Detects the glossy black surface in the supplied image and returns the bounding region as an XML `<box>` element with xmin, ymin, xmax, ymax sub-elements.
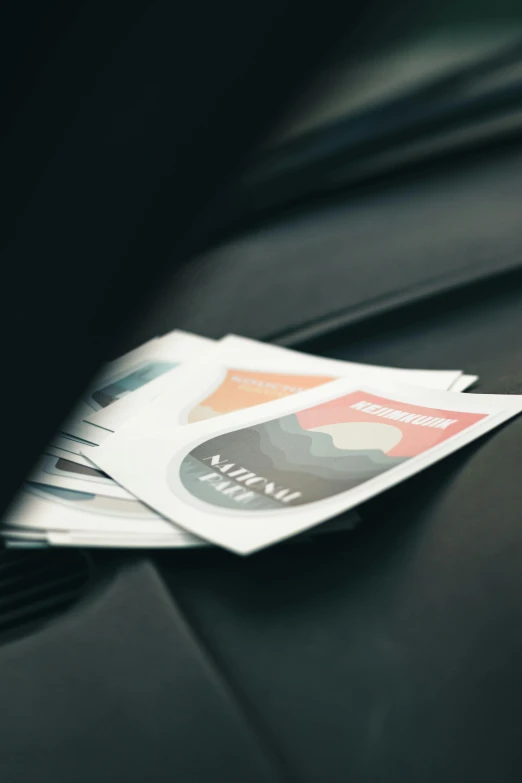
<box><xmin>155</xmin><ymin>277</ymin><xmax>522</xmax><ymax>783</ymax></box>
<box><xmin>2</xmin><ymin>270</ymin><xmax>522</xmax><ymax>783</ymax></box>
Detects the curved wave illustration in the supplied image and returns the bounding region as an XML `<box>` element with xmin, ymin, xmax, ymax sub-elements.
<box><xmin>179</xmin><ymin>412</ymin><xmax>406</xmax><ymax>510</ymax></box>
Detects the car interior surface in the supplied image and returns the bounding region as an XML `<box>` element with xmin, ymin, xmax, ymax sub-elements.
<box><xmin>3</xmin><ymin>1</ymin><xmax>522</xmax><ymax>782</ymax></box>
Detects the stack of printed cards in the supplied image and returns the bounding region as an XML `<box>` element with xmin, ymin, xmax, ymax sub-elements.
<box><xmin>3</xmin><ymin>330</ymin><xmax>520</xmax><ymax>554</ymax></box>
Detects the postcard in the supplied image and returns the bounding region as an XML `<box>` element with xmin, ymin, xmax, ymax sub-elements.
<box><xmin>90</xmin><ymin>373</ymin><xmax>522</xmax><ymax>554</ymax></box>
<box><xmin>62</xmin><ymin>330</ymin><xmax>214</xmax><ymax>442</ymax></box>
<box><xmin>4</xmin><ymin>483</ymin><xmax>202</xmax><ymax>543</ymax></box>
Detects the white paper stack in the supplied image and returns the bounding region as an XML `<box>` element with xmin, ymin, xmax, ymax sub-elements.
<box><xmin>4</xmin><ymin>329</ymin><xmax>511</xmax><ymax>556</ymax></box>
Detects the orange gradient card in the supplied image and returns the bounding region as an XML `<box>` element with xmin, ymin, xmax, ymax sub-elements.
<box><xmin>187</xmin><ymin>368</ymin><xmax>335</xmax><ymax>422</ymax></box>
